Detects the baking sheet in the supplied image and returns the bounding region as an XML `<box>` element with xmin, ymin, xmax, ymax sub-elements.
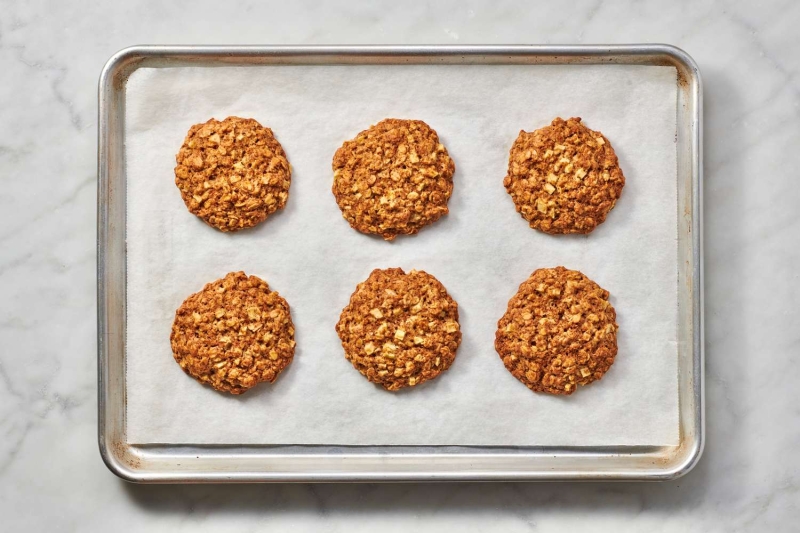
<box><xmin>125</xmin><ymin>64</ymin><xmax>679</xmax><ymax>446</ymax></box>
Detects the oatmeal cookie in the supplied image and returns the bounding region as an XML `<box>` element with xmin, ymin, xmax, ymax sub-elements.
<box><xmin>336</xmin><ymin>268</ymin><xmax>461</xmax><ymax>390</ymax></box>
<box><xmin>504</xmin><ymin>117</ymin><xmax>625</xmax><ymax>234</ymax></box>
<box><xmin>495</xmin><ymin>267</ymin><xmax>618</xmax><ymax>395</ymax></box>
<box><xmin>170</xmin><ymin>271</ymin><xmax>296</xmax><ymax>394</ymax></box>
<box><xmin>332</xmin><ymin>119</ymin><xmax>455</xmax><ymax>240</ymax></box>
<box><xmin>174</xmin><ymin>116</ymin><xmax>291</xmax><ymax>231</ymax></box>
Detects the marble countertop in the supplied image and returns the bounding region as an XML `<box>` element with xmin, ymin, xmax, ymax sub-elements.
<box><xmin>1</xmin><ymin>1</ymin><xmax>798</xmax><ymax>531</ymax></box>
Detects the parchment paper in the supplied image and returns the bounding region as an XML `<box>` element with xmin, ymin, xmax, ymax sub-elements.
<box><xmin>125</xmin><ymin>64</ymin><xmax>679</xmax><ymax>446</ymax></box>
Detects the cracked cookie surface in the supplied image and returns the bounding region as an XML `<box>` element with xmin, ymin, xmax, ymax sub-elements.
<box><xmin>171</xmin><ymin>271</ymin><xmax>296</xmax><ymax>394</ymax></box>
<box><xmin>175</xmin><ymin>116</ymin><xmax>291</xmax><ymax>232</ymax></box>
<box><xmin>332</xmin><ymin>119</ymin><xmax>455</xmax><ymax>240</ymax></box>
<box><xmin>336</xmin><ymin>268</ymin><xmax>461</xmax><ymax>391</ymax></box>
<box><xmin>495</xmin><ymin>267</ymin><xmax>618</xmax><ymax>395</ymax></box>
<box><xmin>504</xmin><ymin>117</ymin><xmax>625</xmax><ymax>234</ymax></box>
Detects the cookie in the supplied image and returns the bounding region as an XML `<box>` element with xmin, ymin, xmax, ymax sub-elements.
<box><xmin>495</xmin><ymin>267</ymin><xmax>618</xmax><ymax>395</ymax></box>
<box><xmin>336</xmin><ymin>268</ymin><xmax>461</xmax><ymax>391</ymax></box>
<box><xmin>504</xmin><ymin>117</ymin><xmax>625</xmax><ymax>234</ymax></box>
<box><xmin>174</xmin><ymin>116</ymin><xmax>291</xmax><ymax>232</ymax></box>
<box><xmin>170</xmin><ymin>271</ymin><xmax>295</xmax><ymax>394</ymax></box>
<box><xmin>332</xmin><ymin>119</ymin><xmax>455</xmax><ymax>240</ymax></box>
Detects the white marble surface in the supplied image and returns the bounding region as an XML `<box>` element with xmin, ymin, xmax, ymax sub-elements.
<box><xmin>1</xmin><ymin>0</ymin><xmax>798</xmax><ymax>530</ymax></box>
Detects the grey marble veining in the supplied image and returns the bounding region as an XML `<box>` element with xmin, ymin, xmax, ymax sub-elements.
<box><xmin>1</xmin><ymin>0</ymin><xmax>798</xmax><ymax>531</ymax></box>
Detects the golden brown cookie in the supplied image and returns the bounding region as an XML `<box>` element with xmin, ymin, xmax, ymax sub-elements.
<box><xmin>336</xmin><ymin>268</ymin><xmax>461</xmax><ymax>391</ymax></box>
<box><xmin>174</xmin><ymin>117</ymin><xmax>291</xmax><ymax>232</ymax></box>
<box><xmin>170</xmin><ymin>271</ymin><xmax>296</xmax><ymax>394</ymax></box>
<box><xmin>332</xmin><ymin>119</ymin><xmax>455</xmax><ymax>240</ymax></box>
<box><xmin>504</xmin><ymin>117</ymin><xmax>625</xmax><ymax>234</ymax></box>
<box><xmin>495</xmin><ymin>267</ymin><xmax>618</xmax><ymax>395</ymax></box>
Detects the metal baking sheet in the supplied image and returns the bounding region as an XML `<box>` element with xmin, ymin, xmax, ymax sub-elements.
<box><xmin>98</xmin><ymin>45</ymin><xmax>703</xmax><ymax>482</ymax></box>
